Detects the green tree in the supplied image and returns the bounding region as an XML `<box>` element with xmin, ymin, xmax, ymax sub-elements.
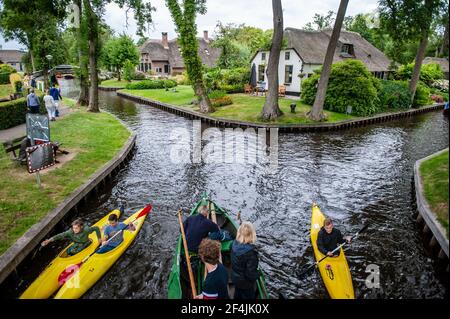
<box><xmin>304</xmin><ymin>11</ymin><xmax>335</xmax><ymax>30</ymax></box>
<box><xmin>308</xmin><ymin>0</ymin><xmax>349</xmax><ymax>121</ymax></box>
<box><xmin>379</xmin><ymin>0</ymin><xmax>447</xmax><ymax>104</ymax></box>
<box><xmin>260</xmin><ymin>0</ymin><xmax>284</xmax><ymax>120</ymax></box>
<box><xmin>101</xmin><ymin>35</ymin><xmax>139</xmax><ymax>81</ymax></box>
<box><xmin>166</xmin><ymin>0</ymin><xmax>213</xmax><ymax>113</ymax></box>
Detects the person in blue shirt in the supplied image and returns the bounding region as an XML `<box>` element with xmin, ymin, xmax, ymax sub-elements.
<box><xmin>26</xmin><ymin>89</ymin><xmax>40</xmax><ymax>113</ymax></box>
<box><xmin>195</xmin><ymin>238</ymin><xmax>229</xmax><ymax>299</ymax></box>
<box><xmin>183</xmin><ymin>205</ymin><xmax>220</xmax><ymax>253</ymax></box>
<box><xmin>49</xmin><ymin>84</ymin><xmax>62</xmax><ymax>115</ymax></box>
<box><xmin>97</xmin><ymin>213</ymin><xmax>136</xmax><ymax>254</ymax></box>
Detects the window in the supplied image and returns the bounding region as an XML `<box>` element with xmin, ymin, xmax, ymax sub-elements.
<box><xmin>261</xmin><ymin>52</ymin><xmax>266</xmax><ymax>61</ymax></box>
<box><xmin>284</xmin><ymin>65</ymin><xmax>293</xmax><ymax>84</ymax></box>
<box><xmin>285</xmin><ymin>51</ymin><xmax>290</xmax><ymax>60</ymax></box>
<box><xmin>340</xmin><ymin>43</ymin><xmax>354</xmax><ymax>57</ymax></box>
<box><xmin>258</xmin><ymin>65</ymin><xmax>265</xmax><ymax>82</ymax></box>
<box><xmin>156</xmin><ymin>67</ymin><xmax>162</xmax><ymax>73</ymax></box>
<box><xmin>164</xmin><ymin>64</ymin><xmax>170</xmax><ymax>74</ymax></box>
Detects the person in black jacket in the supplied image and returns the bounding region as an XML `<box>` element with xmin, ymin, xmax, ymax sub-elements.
<box><xmin>317</xmin><ymin>218</ymin><xmax>352</xmax><ymax>257</ymax></box>
<box><xmin>231</xmin><ymin>222</ymin><xmax>259</xmax><ymax>299</ymax></box>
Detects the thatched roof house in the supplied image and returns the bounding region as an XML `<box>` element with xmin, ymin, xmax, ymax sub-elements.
<box><xmin>0</xmin><ymin>50</ymin><xmax>26</xmax><ymax>72</ymax></box>
<box><xmin>139</xmin><ymin>31</ymin><xmax>221</xmax><ymax>76</ymax></box>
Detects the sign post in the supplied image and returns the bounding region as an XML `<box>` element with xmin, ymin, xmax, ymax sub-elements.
<box><xmin>26</xmin><ymin>143</ymin><xmax>56</xmax><ymax>189</ymax></box>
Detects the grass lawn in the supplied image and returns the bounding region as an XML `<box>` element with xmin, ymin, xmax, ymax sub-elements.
<box><xmin>0</xmin><ymin>84</ymin><xmax>13</xmax><ymax>98</ymax></box>
<box><xmin>420</xmin><ymin>150</ymin><xmax>449</xmax><ymax>237</ymax></box>
<box><xmin>0</xmin><ymin>106</ymin><xmax>131</xmax><ymax>254</ymax></box>
<box><xmin>120</xmin><ymin>85</ymin><xmax>357</xmax><ymax>124</ymax></box>
<box><xmin>99</xmin><ymin>78</ymin><xmax>138</xmax><ymax>88</ymax></box>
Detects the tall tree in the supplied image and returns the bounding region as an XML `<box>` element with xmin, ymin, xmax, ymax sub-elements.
<box><xmin>308</xmin><ymin>0</ymin><xmax>349</xmax><ymax>121</ymax></box>
<box><xmin>304</xmin><ymin>11</ymin><xmax>336</xmax><ymax>30</ymax></box>
<box><xmin>260</xmin><ymin>0</ymin><xmax>284</xmax><ymax>120</ymax></box>
<box><xmin>80</xmin><ymin>0</ymin><xmax>154</xmax><ymax>112</ymax></box>
<box><xmin>101</xmin><ymin>35</ymin><xmax>140</xmax><ymax>81</ymax></box>
<box><xmin>166</xmin><ymin>0</ymin><xmax>213</xmax><ymax>113</ymax></box>
<box><xmin>379</xmin><ymin>0</ymin><xmax>446</xmax><ymax>104</ymax></box>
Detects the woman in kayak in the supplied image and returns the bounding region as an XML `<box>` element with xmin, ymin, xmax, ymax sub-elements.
<box><xmin>317</xmin><ymin>218</ymin><xmax>352</xmax><ymax>257</ymax></box>
<box><xmin>41</xmin><ymin>219</ymin><xmax>102</xmax><ymax>256</ymax></box>
<box><xmin>231</xmin><ymin>222</ymin><xmax>259</xmax><ymax>299</ymax></box>
<box><xmin>97</xmin><ymin>213</ymin><xmax>136</xmax><ymax>254</ymax></box>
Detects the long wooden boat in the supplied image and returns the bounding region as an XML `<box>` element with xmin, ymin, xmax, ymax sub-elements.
<box><xmin>167</xmin><ymin>193</ymin><xmax>269</xmax><ymax>299</ymax></box>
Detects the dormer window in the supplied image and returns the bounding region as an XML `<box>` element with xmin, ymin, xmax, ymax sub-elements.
<box><xmin>340</xmin><ymin>43</ymin><xmax>354</xmax><ymax>57</ymax></box>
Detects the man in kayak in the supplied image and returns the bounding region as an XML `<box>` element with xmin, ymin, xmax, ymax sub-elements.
<box><xmin>317</xmin><ymin>218</ymin><xmax>352</xmax><ymax>257</ymax></box>
<box><xmin>97</xmin><ymin>213</ymin><xmax>136</xmax><ymax>254</ymax></box>
<box><xmin>184</xmin><ymin>205</ymin><xmax>220</xmax><ymax>253</ymax></box>
<box><xmin>195</xmin><ymin>238</ymin><xmax>229</xmax><ymax>299</ymax></box>
<box><xmin>41</xmin><ymin>219</ymin><xmax>102</xmax><ymax>256</ymax></box>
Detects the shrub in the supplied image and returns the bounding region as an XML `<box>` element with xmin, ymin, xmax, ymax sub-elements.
<box><xmin>378</xmin><ymin>80</ymin><xmax>412</xmax><ymax>110</ymax></box>
<box><xmin>395</xmin><ymin>62</ymin><xmax>444</xmax><ymax>86</ymax></box>
<box><xmin>125</xmin><ymin>79</ymin><xmax>177</xmax><ymax>90</ymax></box>
<box><xmin>413</xmin><ymin>83</ymin><xmax>431</xmax><ymax>107</ymax></box>
<box><xmin>133</xmin><ymin>71</ymin><xmax>146</xmax><ymax>80</ymax></box>
<box><xmin>0</xmin><ymin>64</ymin><xmax>16</xmax><ymax>74</ymax></box>
<box><xmin>170</xmin><ymin>73</ymin><xmax>190</xmax><ymax>85</ymax></box>
<box><xmin>431</xmin><ymin>94</ymin><xmax>444</xmax><ymax>103</ymax></box>
<box><xmin>430</xmin><ymin>79</ymin><xmax>449</xmax><ymax>93</ymax></box>
<box><xmin>301</xmin><ymin>60</ymin><xmax>381</xmax><ymax>116</ymax></box>
<box><xmin>211</xmin><ymin>96</ymin><xmax>233</xmax><ymax>107</ymax></box>
<box><xmin>204</xmin><ymin>67</ymin><xmax>249</xmax><ymax>93</ymax></box>
<box><xmin>10</xmin><ymin>73</ymin><xmax>22</xmax><ymax>91</ymax></box>
<box><xmin>0</xmin><ymin>73</ymin><xmax>10</xmax><ymax>84</ymax></box>
<box><xmin>123</xmin><ymin>60</ymin><xmax>136</xmax><ymax>82</ymax></box>
<box><xmin>0</xmin><ymin>95</ymin><xmax>45</xmax><ymax>130</ymax></box>
<box><xmin>208</xmin><ymin>90</ymin><xmax>227</xmax><ymax>99</ymax></box>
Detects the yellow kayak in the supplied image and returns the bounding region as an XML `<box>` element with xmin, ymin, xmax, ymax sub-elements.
<box><xmin>54</xmin><ymin>207</ymin><xmax>148</xmax><ymax>299</ymax></box>
<box><xmin>310</xmin><ymin>204</ymin><xmax>354</xmax><ymax>299</ymax></box>
<box><xmin>20</xmin><ymin>210</ymin><xmax>121</xmax><ymax>299</ymax></box>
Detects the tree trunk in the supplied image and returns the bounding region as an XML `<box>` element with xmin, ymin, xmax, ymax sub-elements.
<box><xmin>76</xmin><ymin>0</ymin><xmax>89</xmax><ymax>106</ymax></box>
<box><xmin>440</xmin><ymin>18</ymin><xmax>449</xmax><ymax>56</ymax></box>
<box><xmin>308</xmin><ymin>0</ymin><xmax>349</xmax><ymax>121</ymax></box>
<box><xmin>84</xmin><ymin>0</ymin><xmax>99</xmax><ymax>112</ymax></box>
<box><xmin>261</xmin><ymin>0</ymin><xmax>283</xmax><ymax>121</ymax></box>
<box><xmin>409</xmin><ymin>30</ymin><xmax>429</xmax><ymax>105</ymax></box>
<box><xmin>29</xmin><ymin>49</ymin><xmax>36</xmax><ymax>73</ymax></box>
<box><xmin>194</xmin><ymin>82</ymin><xmax>212</xmax><ymax>113</ymax></box>
<box><xmin>117</xmin><ymin>67</ymin><xmax>121</xmax><ymax>81</ymax></box>
<box><xmin>43</xmin><ymin>65</ymin><xmax>49</xmax><ymax>90</ymax></box>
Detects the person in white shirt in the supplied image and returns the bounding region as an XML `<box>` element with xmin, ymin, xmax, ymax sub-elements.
<box><xmin>43</xmin><ymin>89</ymin><xmax>56</xmax><ymax>121</ymax></box>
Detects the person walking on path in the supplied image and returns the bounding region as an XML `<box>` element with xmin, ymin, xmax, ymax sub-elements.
<box><xmin>26</xmin><ymin>89</ymin><xmax>40</xmax><ymax>114</ymax></box>
<box><xmin>43</xmin><ymin>89</ymin><xmax>56</xmax><ymax>121</ymax></box>
<box><xmin>49</xmin><ymin>84</ymin><xmax>62</xmax><ymax>116</ymax></box>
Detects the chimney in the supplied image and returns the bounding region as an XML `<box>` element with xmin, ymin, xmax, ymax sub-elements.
<box><xmin>162</xmin><ymin>32</ymin><xmax>169</xmax><ymax>49</ymax></box>
<box><xmin>203</xmin><ymin>30</ymin><xmax>209</xmax><ymax>43</ymax></box>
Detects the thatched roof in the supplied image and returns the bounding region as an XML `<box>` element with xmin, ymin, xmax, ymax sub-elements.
<box><xmin>284</xmin><ymin>28</ymin><xmax>391</xmax><ymax>72</ymax></box>
<box><xmin>140</xmin><ymin>38</ymin><xmax>220</xmax><ymax>68</ymax></box>
<box><xmin>423</xmin><ymin>57</ymin><xmax>449</xmax><ymax>73</ymax></box>
<box><xmin>0</xmin><ymin>50</ymin><xmax>26</xmax><ymax>63</ymax></box>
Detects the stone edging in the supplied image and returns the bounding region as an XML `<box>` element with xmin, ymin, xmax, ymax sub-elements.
<box><xmin>117</xmin><ymin>91</ymin><xmax>445</xmax><ymax>132</ymax></box>
<box><xmin>0</xmin><ymin>129</ymin><xmax>137</xmax><ymax>285</ymax></box>
<box><xmin>414</xmin><ymin>148</ymin><xmax>449</xmax><ymax>257</ymax></box>
<box><xmin>99</xmin><ymin>86</ymin><xmax>123</xmax><ymax>92</ymax></box>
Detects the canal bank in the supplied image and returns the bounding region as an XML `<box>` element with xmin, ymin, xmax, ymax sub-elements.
<box><xmin>0</xmin><ymin>106</ymin><xmax>136</xmax><ymax>285</ymax></box>
<box><xmin>117</xmin><ymin>90</ymin><xmax>445</xmax><ymax>132</ymax></box>
<box><xmin>1</xmin><ymin>89</ymin><xmax>448</xmax><ymax>299</ymax></box>
<box><xmin>414</xmin><ymin>148</ymin><xmax>449</xmax><ymax>261</ymax></box>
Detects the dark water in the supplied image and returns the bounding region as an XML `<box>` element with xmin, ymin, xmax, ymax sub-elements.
<box><xmin>2</xmin><ymin>82</ymin><xmax>449</xmax><ymax>299</ymax></box>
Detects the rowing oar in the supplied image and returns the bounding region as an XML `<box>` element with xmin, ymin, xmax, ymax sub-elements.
<box><xmin>177</xmin><ymin>210</ymin><xmax>197</xmax><ymax>298</ymax></box>
<box><xmin>57</xmin><ymin>204</ymin><xmax>152</xmax><ymax>286</ymax></box>
<box><xmin>297</xmin><ymin>224</ymin><xmax>369</xmax><ymax>280</ymax></box>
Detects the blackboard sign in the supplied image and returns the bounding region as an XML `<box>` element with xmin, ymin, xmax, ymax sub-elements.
<box><xmin>26</xmin><ymin>143</ymin><xmax>55</xmax><ymax>173</ymax></box>
<box><xmin>26</xmin><ymin>114</ymin><xmax>50</xmax><ymax>144</ymax></box>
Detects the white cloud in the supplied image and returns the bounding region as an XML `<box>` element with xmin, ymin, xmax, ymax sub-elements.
<box><xmin>1</xmin><ymin>0</ymin><xmax>379</xmax><ymax>49</ymax></box>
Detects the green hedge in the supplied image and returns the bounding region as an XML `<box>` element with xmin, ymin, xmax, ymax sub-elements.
<box><xmin>378</xmin><ymin>80</ymin><xmax>412</xmax><ymax>110</ymax></box>
<box><xmin>204</xmin><ymin>67</ymin><xmax>249</xmax><ymax>93</ymax></box>
<box><xmin>395</xmin><ymin>62</ymin><xmax>444</xmax><ymax>86</ymax></box>
<box><xmin>0</xmin><ymin>73</ymin><xmax>10</xmax><ymax>85</ymax></box>
<box><xmin>301</xmin><ymin>60</ymin><xmax>381</xmax><ymax>116</ymax></box>
<box><xmin>0</xmin><ymin>95</ymin><xmax>45</xmax><ymax>130</ymax></box>
<box><xmin>125</xmin><ymin>79</ymin><xmax>177</xmax><ymax>90</ymax></box>
<box><xmin>413</xmin><ymin>82</ymin><xmax>432</xmax><ymax>107</ymax></box>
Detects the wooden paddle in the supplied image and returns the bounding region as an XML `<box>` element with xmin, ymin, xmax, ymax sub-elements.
<box><xmin>297</xmin><ymin>224</ymin><xmax>369</xmax><ymax>280</ymax></box>
<box><xmin>57</xmin><ymin>205</ymin><xmax>152</xmax><ymax>286</ymax></box>
<box><xmin>178</xmin><ymin>210</ymin><xmax>197</xmax><ymax>298</ymax></box>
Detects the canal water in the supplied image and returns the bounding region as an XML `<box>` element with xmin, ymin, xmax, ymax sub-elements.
<box><xmin>2</xmin><ymin>83</ymin><xmax>448</xmax><ymax>299</ymax></box>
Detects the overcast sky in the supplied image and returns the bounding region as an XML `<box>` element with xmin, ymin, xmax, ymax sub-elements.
<box><xmin>0</xmin><ymin>0</ymin><xmax>379</xmax><ymax>50</ymax></box>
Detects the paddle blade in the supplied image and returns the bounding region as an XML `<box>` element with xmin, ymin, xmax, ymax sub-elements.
<box><xmin>137</xmin><ymin>204</ymin><xmax>152</xmax><ymax>219</ymax></box>
<box><xmin>58</xmin><ymin>263</ymin><xmax>82</xmax><ymax>286</ymax></box>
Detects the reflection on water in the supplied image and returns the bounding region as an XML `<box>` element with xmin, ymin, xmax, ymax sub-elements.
<box><xmin>2</xmin><ymin>80</ymin><xmax>448</xmax><ymax>299</ymax></box>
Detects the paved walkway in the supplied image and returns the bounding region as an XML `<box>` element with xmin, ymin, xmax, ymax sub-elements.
<box><xmin>0</xmin><ymin>104</ymin><xmax>72</xmax><ymax>143</ymax></box>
